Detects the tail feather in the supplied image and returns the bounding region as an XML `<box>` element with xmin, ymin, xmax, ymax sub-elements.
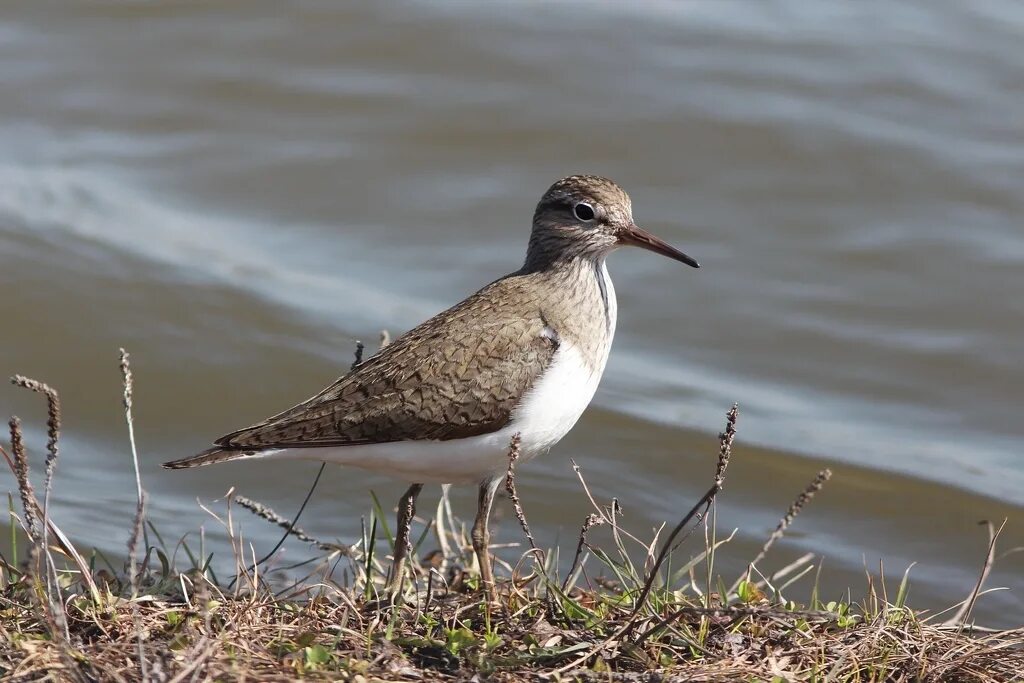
<box><xmin>162</xmin><ymin>447</ymin><xmax>254</xmax><ymax>470</ymax></box>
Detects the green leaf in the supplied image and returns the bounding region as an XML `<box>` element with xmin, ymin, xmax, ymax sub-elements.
<box><xmin>895</xmin><ymin>563</ymin><xmax>915</xmax><ymax>609</ymax></box>
<box><xmin>444</xmin><ymin>627</ymin><xmax>476</xmax><ymax>655</ymax></box>
<box><xmin>155</xmin><ymin>548</ymin><xmax>170</xmax><ymax>579</ymax></box>
<box><xmin>304</xmin><ymin>644</ymin><xmax>332</xmax><ymax>668</ymax></box>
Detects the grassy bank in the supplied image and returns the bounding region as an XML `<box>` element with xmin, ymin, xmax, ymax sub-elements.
<box><xmin>2</xmin><ymin>352</ymin><xmax>1022</xmax><ymax>682</ymax></box>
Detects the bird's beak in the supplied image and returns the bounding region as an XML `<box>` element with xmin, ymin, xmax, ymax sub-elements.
<box><xmin>617</xmin><ymin>223</ymin><xmax>700</xmax><ymax>268</ymax></box>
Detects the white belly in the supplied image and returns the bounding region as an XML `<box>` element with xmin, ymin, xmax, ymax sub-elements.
<box><xmin>250</xmin><ymin>340</ymin><xmax>610</xmax><ymax>485</ymax></box>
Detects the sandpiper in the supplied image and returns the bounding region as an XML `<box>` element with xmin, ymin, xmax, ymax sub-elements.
<box><xmin>163</xmin><ymin>174</ymin><xmax>699</xmax><ymax>600</ymax></box>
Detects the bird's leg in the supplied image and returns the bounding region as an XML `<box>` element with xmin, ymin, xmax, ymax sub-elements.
<box><xmin>471</xmin><ymin>477</ymin><xmax>501</xmax><ymax>603</ymax></box>
<box><xmin>387</xmin><ymin>483</ymin><xmax>423</xmax><ymax>597</ymax></box>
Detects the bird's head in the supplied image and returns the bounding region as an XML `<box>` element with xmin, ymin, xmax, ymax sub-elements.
<box><xmin>526</xmin><ymin>174</ymin><xmax>699</xmax><ymax>269</ymax></box>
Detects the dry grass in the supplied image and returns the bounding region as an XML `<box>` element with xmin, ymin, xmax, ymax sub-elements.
<box><xmin>2</xmin><ymin>354</ymin><xmax>1022</xmax><ymax>682</ymax></box>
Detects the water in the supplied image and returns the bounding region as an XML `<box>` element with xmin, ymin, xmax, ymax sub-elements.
<box><xmin>2</xmin><ymin>1</ymin><xmax>1022</xmax><ymax>625</ymax></box>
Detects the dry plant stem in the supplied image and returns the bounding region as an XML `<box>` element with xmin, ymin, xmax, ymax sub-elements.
<box><xmin>715</xmin><ymin>403</ymin><xmax>738</xmax><ymax>488</ymax></box>
<box><xmin>119</xmin><ymin>349</ymin><xmax>147</xmax><ymax>679</ymax></box>
<box><xmin>729</xmin><ymin>468</ymin><xmax>832</xmax><ymax>595</ymax></box>
<box><xmin>118</xmin><ymin>351</ymin><xmax>144</xmax><ymax>506</ymax></box>
<box><xmin>387</xmin><ymin>482</ymin><xmax>423</xmax><ymax>597</ymax></box>
<box><xmin>661</xmin><ymin>402</ymin><xmax>738</xmax><ymax>562</ymax></box>
<box><xmin>9</xmin><ymin>417</ymin><xmax>39</xmax><ymax>558</ymax></box>
<box><xmin>945</xmin><ymin>518</ymin><xmax>1006</xmax><ymax>630</ymax></box>
<box><xmin>231</xmin><ymin>338</ymin><xmax>378</xmax><ymax>584</ymax></box>
<box><xmin>119</xmin><ymin>352</ymin><xmax>146</xmax><ymax>588</ymax></box>
<box><xmin>758</xmin><ymin>468</ymin><xmax>831</xmax><ymax>562</ymax></box>
<box><xmin>631</xmin><ymin>487</ymin><xmax>719</xmax><ymax>613</ymax></box>
<box><xmin>128</xmin><ymin>491</ymin><xmax>147</xmax><ymax>681</ymax></box>
<box><xmin>631</xmin><ymin>404</ymin><xmax>737</xmax><ymax>622</ymax></box>
<box><xmin>551</xmin><ymin>406</ymin><xmax>740</xmax><ymax>677</ymax></box>
<box><xmin>504</xmin><ymin>433</ymin><xmax>539</xmax><ymax>555</ymax></box>
<box><xmin>233</xmin><ymin>495</ymin><xmax>340</xmax><ymax>551</ymax></box>
<box><xmin>571</xmin><ymin>459</ymin><xmax>649</xmax><ymax>550</ymax></box>
<box><xmin>0</xmin><ymin>443</ymin><xmax>101</xmax><ymax>603</ymax></box>
<box><xmin>753</xmin><ymin>551</ymin><xmax>815</xmax><ymax>590</ymax></box>
<box><xmin>552</xmin><ymin>492</ymin><xmax>717</xmax><ymax>677</ymax></box>
<box><xmin>8</xmin><ymin>417</ymin><xmax>70</xmax><ymax>644</ymax></box>
<box><xmin>243</xmin><ymin>463</ymin><xmax>327</xmax><ymax>579</ymax></box>
<box><xmin>562</xmin><ymin>513</ymin><xmax>604</xmax><ymax>591</ymax></box>
<box><xmin>10</xmin><ymin>376</ymin><xmax>60</xmax><ymax>564</ymax></box>
<box><xmin>10</xmin><ymin>376</ymin><xmax>74</xmax><ymax>644</ymax></box>
<box><xmin>8</xmin><ymin>376</ymin><xmax>64</xmax><ymax>606</ymax></box>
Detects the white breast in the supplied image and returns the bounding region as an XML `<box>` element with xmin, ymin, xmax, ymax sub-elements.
<box><xmin>509</xmin><ymin>259</ymin><xmax>616</xmax><ymax>459</ymax></box>
<box><xmin>508</xmin><ymin>340</ymin><xmax>606</xmax><ymax>458</ymax></box>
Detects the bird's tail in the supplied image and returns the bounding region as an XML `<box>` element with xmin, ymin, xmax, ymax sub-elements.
<box><xmin>162</xmin><ymin>447</ymin><xmax>254</xmax><ymax>470</ymax></box>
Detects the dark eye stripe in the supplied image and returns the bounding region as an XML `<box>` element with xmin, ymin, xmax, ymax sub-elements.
<box><xmin>573</xmin><ymin>202</ymin><xmax>596</xmax><ymax>221</ymax></box>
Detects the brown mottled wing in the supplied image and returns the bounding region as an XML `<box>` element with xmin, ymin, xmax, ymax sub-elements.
<box><xmin>214</xmin><ymin>280</ymin><xmax>557</xmax><ymax>449</ymax></box>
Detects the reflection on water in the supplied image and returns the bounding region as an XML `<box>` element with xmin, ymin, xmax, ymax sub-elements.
<box><xmin>1</xmin><ymin>1</ymin><xmax>1022</xmax><ymax>625</ymax></box>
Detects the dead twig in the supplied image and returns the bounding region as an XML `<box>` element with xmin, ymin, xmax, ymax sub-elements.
<box><xmin>10</xmin><ymin>376</ymin><xmax>61</xmax><ymax>559</ymax></box>
<box><xmin>504</xmin><ymin>433</ymin><xmax>540</xmax><ymax>557</ymax></box>
<box><xmin>9</xmin><ymin>417</ymin><xmax>40</xmax><ymax>561</ymax></box>
<box><xmin>119</xmin><ymin>351</ymin><xmax>147</xmax><ymax>594</ymax></box>
<box><xmin>551</xmin><ymin>405</ymin><xmax>739</xmax><ymax>676</ymax></box>
<box><xmin>232</xmin><ymin>335</ymin><xmax>381</xmax><ymax>582</ymax></box>
<box><xmin>944</xmin><ymin>518</ymin><xmax>1006</xmax><ymax>631</ymax></box>
<box><xmin>0</xmin><ymin>441</ymin><xmax>100</xmax><ymax>602</ymax></box>
<box><xmin>10</xmin><ymin>376</ymin><xmax>72</xmax><ymax>645</ymax></box>
<box><xmin>234</xmin><ymin>495</ymin><xmax>345</xmax><ymax>553</ymax></box>
<box><xmin>630</xmin><ymin>403</ymin><xmax>738</xmax><ymax>623</ymax></box>
<box><xmin>7</xmin><ymin>415</ymin><xmax>72</xmax><ymax>649</ymax></box>
<box><xmin>118</xmin><ymin>349</ymin><xmax>149</xmax><ymax>683</ymax></box>
<box><xmin>729</xmin><ymin>468</ymin><xmax>831</xmax><ymax>596</ymax></box>
<box><xmin>562</xmin><ymin>513</ymin><xmax>604</xmax><ymax>591</ymax></box>
<box><xmin>714</xmin><ymin>403</ymin><xmax>737</xmax><ymax>488</ymax></box>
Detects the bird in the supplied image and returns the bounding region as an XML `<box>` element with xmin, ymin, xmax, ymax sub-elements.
<box><xmin>163</xmin><ymin>174</ymin><xmax>699</xmax><ymax>601</ymax></box>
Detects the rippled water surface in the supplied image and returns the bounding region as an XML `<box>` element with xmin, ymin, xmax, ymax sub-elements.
<box><xmin>2</xmin><ymin>1</ymin><xmax>1022</xmax><ymax>625</ymax></box>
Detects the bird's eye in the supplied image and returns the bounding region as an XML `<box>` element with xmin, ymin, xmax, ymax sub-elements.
<box><xmin>573</xmin><ymin>202</ymin><xmax>596</xmax><ymax>222</ymax></box>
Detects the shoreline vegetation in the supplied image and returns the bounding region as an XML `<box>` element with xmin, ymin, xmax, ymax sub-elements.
<box><xmin>2</xmin><ymin>348</ymin><xmax>1022</xmax><ymax>682</ymax></box>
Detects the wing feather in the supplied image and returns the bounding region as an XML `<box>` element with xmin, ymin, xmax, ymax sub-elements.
<box><xmin>213</xmin><ymin>278</ymin><xmax>557</xmax><ymax>449</ymax></box>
